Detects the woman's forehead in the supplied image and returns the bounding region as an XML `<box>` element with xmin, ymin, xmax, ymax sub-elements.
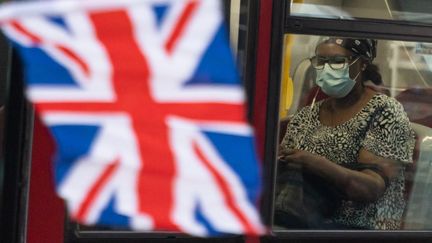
<box><xmin>315</xmin><ymin>43</ymin><xmax>353</xmax><ymax>56</ymax></box>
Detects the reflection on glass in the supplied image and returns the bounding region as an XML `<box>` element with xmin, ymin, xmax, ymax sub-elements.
<box><xmin>290</xmin><ymin>0</ymin><xmax>432</xmax><ymax>24</ymax></box>
<box><xmin>274</xmin><ymin>34</ymin><xmax>432</xmax><ymax>230</ymax></box>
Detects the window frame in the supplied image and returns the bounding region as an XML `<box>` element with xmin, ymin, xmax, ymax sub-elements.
<box><xmin>262</xmin><ymin>0</ymin><xmax>432</xmax><ymax>240</ymax></box>
<box><xmin>0</xmin><ymin>39</ymin><xmax>34</xmax><ymax>243</ymax></box>
<box><xmin>288</xmin><ymin>0</ymin><xmax>432</xmax><ymax>28</ymax></box>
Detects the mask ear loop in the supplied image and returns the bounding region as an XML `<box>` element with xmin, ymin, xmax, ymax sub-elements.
<box><xmin>349</xmin><ymin>56</ymin><xmax>363</xmax><ymax>82</ymax></box>
<box><xmin>352</xmin><ymin>69</ymin><xmax>362</xmax><ymax>82</ymax></box>
<box><xmin>307</xmin><ymin>87</ymin><xmax>320</xmax><ymax>139</ymax></box>
<box><xmin>293</xmin><ymin>87</ymin><xmax>320</xmax><ymax>151</ymax></box>
<box><xmin>310</xmin><ymin>87</ymin><xmax>320</xmax><ymax>112</ymax></box>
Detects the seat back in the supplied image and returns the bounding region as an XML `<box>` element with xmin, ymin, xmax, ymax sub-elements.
<box><xmin>395</xmin><ymin>88</ymin><xmax>432</xmax><ymax>128</ymax></box>
<box><xmin>402</xmin><ymin>122</ymin><xmax>432</xmax><ymax>229</ymax></box>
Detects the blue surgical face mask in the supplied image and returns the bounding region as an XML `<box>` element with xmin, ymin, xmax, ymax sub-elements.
<box><xmin>315</xmin><ymin>63</ymin><xmax>361</xmax><ymax>98</ymax></box>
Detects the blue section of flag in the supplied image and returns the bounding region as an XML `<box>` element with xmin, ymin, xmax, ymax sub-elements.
<box><xmin>51</xmin><ymin>125</ymin><xmax>100</xmax><ymax>185</ymax></box>
<box><xmin>194</xmin><ymin>202</ymin><xmax>237</xmax><ymax>237</ymax></box>
<box><xmin>153</xmin><ymin>5</ymin><xmax>169</xmax><ymax>27</ymax></box>
<box><xmin>194</xmin><ymin>202</ymin><xmax>219</xmax><ymax>236</ymax></box>
<box><xmin>46</xmin><ymin>16</ymin><xmax>69</xmax><ymax>32</ymax></box>
<box><xmin>185</xmin><ymin>24</ymin><xmax>239</xmax><ymax>86</ymax></box>
<box><xmin>98</xmin><ymin>197</ymin><xmax>130</xmax><ymax>227</ymax></box>
<box><xmin>13</xmin><ymin>44</ymin><xmax>77</xmax><ymax>86</ymax></box>
<box><xmin>203</xmin><ymin>131</ymin><xmax>261</xmax><ymax>204</ymax></box>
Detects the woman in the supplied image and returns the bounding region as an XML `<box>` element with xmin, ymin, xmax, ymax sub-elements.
<box><xmin>276</xmin><ymin>37</ymin><xmax>415</xmax><ymax>230</ymax></box>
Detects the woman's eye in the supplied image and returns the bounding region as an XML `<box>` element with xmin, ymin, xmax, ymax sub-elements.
<box><xmin>316</xmin><ymin>60</ymin><xmax>326</xmax><ymax>65</ymax></box>
<box><xmin>332</xmin><ymin>57</ymin><xmax>347</xmax><ymax>64</ymax></box>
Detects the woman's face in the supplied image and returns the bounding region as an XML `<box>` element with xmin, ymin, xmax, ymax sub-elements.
<box><xmin>315</xmin><ymin>42</ymin><xmax>363</xmax><ymax>79</ymax></box>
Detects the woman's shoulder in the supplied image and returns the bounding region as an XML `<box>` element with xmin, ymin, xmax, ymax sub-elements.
<box><xmin>365</xmin><ymin>93</ymin><xmax>413</xmax><ymax>128</ymax></box>
<box><xmin>369</xmin><ymin>93</ymin><xmax>406</xmax><ymax>113</ymax></box>
<box><xmin>286</xmin><ymin>104</ymin><xmax>318</xmax><ymax>126</ymax></box>
<box><xmin>290</xmin><ymin>102</ymin><xmax>316</xmax><ymax>117</ymax></box>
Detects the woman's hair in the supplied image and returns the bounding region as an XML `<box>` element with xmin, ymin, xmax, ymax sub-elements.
<box><xmin>362</xmin><ymin>63</ymin><xmax>382</xmax><ymax>85</ymax></box>
<box><xmin>320</xmin><ymin>37</ymin><xmax>377</xmax><ymax>61</ymax></box>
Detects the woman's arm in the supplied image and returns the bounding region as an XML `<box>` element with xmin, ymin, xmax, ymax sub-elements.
<box><xmin>278</xmin><ymin>148</ymin><xmax>402</xmax><ymax>202</ymax></box>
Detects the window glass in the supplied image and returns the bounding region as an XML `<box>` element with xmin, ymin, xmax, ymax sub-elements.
<box><xmin>230</xmin><ymin>0</ymin><xmax>251</xmax><ymax>80</ymax></box>
<box><xmin>290</xmin><ymin>0</ymin><xmax>432</xmax><ymax>25</ymax></box>
<box><xmin>275</xmin><ymin>34</ymin><xmax>432</xmax><ymax>231</ymax></box>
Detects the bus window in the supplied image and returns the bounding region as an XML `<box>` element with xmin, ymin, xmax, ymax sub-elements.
<box><xmin>274</xmin><ymin>34</ymin><xmax>432</xmax><ymax>231</ymax></box>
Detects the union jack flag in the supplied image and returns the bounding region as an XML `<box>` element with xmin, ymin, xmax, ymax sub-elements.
<box><xmin>0</xmin><ymin>0</ymin><xmax>265</xmax><ymax>236</ymax></box>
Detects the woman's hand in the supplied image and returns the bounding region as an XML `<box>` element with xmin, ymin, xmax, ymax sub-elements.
<box><xmin>278</xmin><ymin>149</ymin><xmax>323</xmax><ymax>168</ymax></box>
<box><xmin>277</xmin><ymin>148</ymin><xmax>397</xmax><ymax>202</ymax></box>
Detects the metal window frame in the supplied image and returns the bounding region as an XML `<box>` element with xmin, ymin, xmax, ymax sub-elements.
<box><xmin>261</xmin><ymin>0</ymin><xmax>432</xmax><ymax>241</ymax></box>
<box><xmin>0</xmin><ymin>38</ymin><xmax>34</xmax><ymax>243</ymax></box>
<box><xmin>241</xmin><ymin>0</ymin><xmax>260</xmax><ymax>122</ymax></box>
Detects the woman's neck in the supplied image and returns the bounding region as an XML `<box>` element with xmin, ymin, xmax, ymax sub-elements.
<box><xmin>330</xmin><ymin>85</ymin><xmax>365</xmax><ymax>110</ymax></box>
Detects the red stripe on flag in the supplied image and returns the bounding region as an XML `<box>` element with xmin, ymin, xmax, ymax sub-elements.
<box><xmin>74</xmin><ymin>160</ymin><xmax>120</xmax><ymax>221</ymax></box>
<box><xmin>56</xmin><ymin>44</ymin><xmax>90</xmax><ymax>78</ymax></box>
<box><xmin>165</xmin><ymin>1</ymin><xmax>199</xmax><ymax>53</ymax></box>
<box><xmin>10</xmin><ymin>22</ymin><xmax>90</xmax><ymax>78</ymax></box>
<box><xmin>193</xmin><ymin>142</ymin><xmax>258</xmax><ymax>234</ymax></box>
<box><xmin>36</xmin><ymin>102</ymin><xmax>246</xmax><ymax>124</ymax></box>
<box><xmin>90</xmin><ymin>10</ymin><xmax>178</xmax><ymax>231</ymax></box>
<box><xmin>10</xmin><ymin>21</ymin><xmax>42</xmax><ymax>43</ymax></box>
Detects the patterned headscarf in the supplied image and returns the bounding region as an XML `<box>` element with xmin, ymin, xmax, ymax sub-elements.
<box><xmin>321</xmin><ymin>37</ymin><xmax>377</xmax><ymax>61</ymax></box>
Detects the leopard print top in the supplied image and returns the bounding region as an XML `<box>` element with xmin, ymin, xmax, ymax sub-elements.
<box><xmin>280</xmin><ymin>93</ymin><xmax>415</xmax><ymax>229</ymax></box>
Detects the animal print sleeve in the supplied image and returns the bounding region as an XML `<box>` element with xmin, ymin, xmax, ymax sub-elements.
<box><xmin>280</xmin><ymin>107</ymin><xmax>311</xmax><ymax>151</ymax></box>
<box><xmin>361</xmin><ymin>99</ymin><xmax>415</xmax><ymax>164</ymax></box>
